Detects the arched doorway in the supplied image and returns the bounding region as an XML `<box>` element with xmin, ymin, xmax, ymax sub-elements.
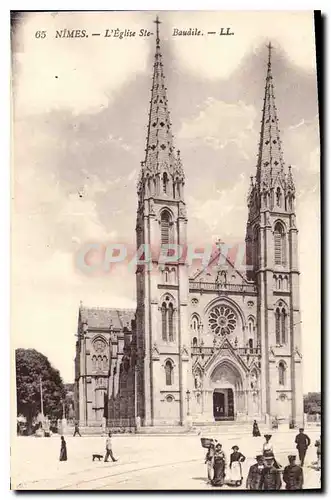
<box><xmin>210</xmin><ymin>360</ymin><xmax>244</xmax><ymax>422</ymax></box>
<box><xmin>213</xmin><ymin>388</ymin><xmax>234</xmax><ymax>420</ymax></box>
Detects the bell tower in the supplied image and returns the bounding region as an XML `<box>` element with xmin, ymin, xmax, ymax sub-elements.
<box><xmin>135</xmin><ymin>17</ymin><xmax>190</xmax><ymax>427</ymax></box>
<box><xmin>246</xmin><ymin>43</ymin><xmax>303</xmax><ymax>424</ymax></box>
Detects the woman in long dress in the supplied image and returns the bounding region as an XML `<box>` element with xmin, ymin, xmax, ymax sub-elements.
<box><xmin>252</xmin><ymin>420</ymin><xmax>261</xmax><ymax>437</ymax></box>
<box><xmin>228</xmin><ymin>445</ymin><xmax>246</xmax><ymax>486</ymax></box>
<box><xmin>59</xmin><ymin>435</ymin><xmax>67</xmax><ymax>461</ymax></box>
<box><xmin>262</xmin><ymin>434</ymin><xmax>281</xmax><ymax>469</ymax></box>
<box><xmin>212</xmin><ymin>443</ymin><xmax>226</xmax><ymax>487</ymax></box>
<box><xmin>205</xmin><ymin>441</ymin><xmax>216</xmax><ymax>483</ymax></box>
<box><xmin>262</xmin><ymin>434</ymin><xmax>273</xmax><ymax>457</ymax></box>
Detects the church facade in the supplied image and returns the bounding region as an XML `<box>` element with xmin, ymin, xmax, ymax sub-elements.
<box><xmin>75</xmin><ymin>20</ymin><xmax>303</xmax><ymax>428</ymax></box>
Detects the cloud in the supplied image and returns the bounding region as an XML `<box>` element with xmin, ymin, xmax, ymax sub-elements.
<box><xmin>179</xmin><ymin>98</ymin><xmax>256</xmax><ymax>152</ymax></box>
<box><xmin>187</xmin><ymin>174</ymin><xmax>247</xmax><ymax>243</ymax></box>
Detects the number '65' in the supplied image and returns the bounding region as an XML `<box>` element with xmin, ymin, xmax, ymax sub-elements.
<box><xmin>35</xmin><ymin>31</ymin><xmax>46</xmax><ymax>39</ymax></box>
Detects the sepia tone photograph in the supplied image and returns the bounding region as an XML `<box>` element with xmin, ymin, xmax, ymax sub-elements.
<box><xmin>11</xmin><ymin>10</ymin><xmax>321</xmax><ymax>491</ymax></box>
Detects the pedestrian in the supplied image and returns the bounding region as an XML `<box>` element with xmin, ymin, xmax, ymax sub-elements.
<box><xmin>228</xmin><ymin>445</ymin><xmax>245</xmax><ymax>486</ymax></box>
<box><xmin>315</xmin><ymin>436</ymin><xmax>321</xmax><ymax>469</ymax></box>
<box><xmin>73</xmin><ymin>421</ymin><xmax>81</xmax><ymax>437</ymax></box>
<box><xmin>272</xmin><ymin>417</ymin><xmax>279</xmax><ymax>430</ymax></box>
<box><xmin>252</xmin><ymin>419</ymin><xmax>261</xmax><ymax>437</ymax></box>
<box><xmin>104</xmin><ymin>431</ymin><xmax>118</xmax><ymax>462</ymax></box>
<box><xmin>262</xmin><ymin>434</ymin><xmax>281</xmax><ymax>469</ymax></box>
<box><xmin>294</xmin><ymin>427</ymin><xmax>311</xmax><ymax>466</ymax></box>
<box><xmin>211</xmin><ymin>443</ymin><xmax>226</xmax><ymax>486</ymax></box>
<box><xmin>283</xmin><ymin>455</ymin><xmax>303</xmax><ymax>490</ymax></box>
<box><xmin>205</xmin><ymin>440</ymin><xmax>216</xmax><ymax>483</ymax></box>
<box><xmin>246</xmin><ymin>455</ymin><xmax>265</xmax><ymax>490</ymax></box>
<box><xmin>59</xmin><ymin>436</ymin><xmax>67</xmax><ymax>461</ymax></box>
<box><xmin>262</xmin><ymin>434</ymin><xmax>273</xmax><ymax>457</ymax></box>
<box><xmin>261</xmin><ymin>455</ymin><xmax>282</xmax><ymax>490</ymax></box>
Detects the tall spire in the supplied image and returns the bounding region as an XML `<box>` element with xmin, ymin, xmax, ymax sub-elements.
<box><xmin>256</xmin><ymin>42</ymin><xmax>285</xmax><ymax>189</ymax></box>
<box><xmin>139</xmin><ymin>16</ymin><xmax>184</xmax><ymax>187</ymax></box>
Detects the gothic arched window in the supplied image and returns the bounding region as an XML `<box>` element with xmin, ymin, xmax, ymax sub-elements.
<box><xmin>165</xmin><ymin>360</ymin><xmax>173</xmax><ymax>386</ymax></box>
<box><xmin>162</xmin><ymin>172</ymin><xmax>169</xmax><ymax>194</ymax></box>
<box><xmin>274</xmin><ymin>222</ymin><xmax>286</xmax><ymax>266</ymax></box>
<box><xmin>281</xmin><ymin>308</ymin><xmax>287</xmax><ymax>344</ymax></box>
<box><xmin>278</xmin><ymin>361</ymin><xmax>286</xmax><ymax>385</ymax></box>
<box><xmin>275</xmin><ymin>308</ymin><xmax>281</xmax><ymax>344</ymax></box>
<box><xmin>160</xmin><ymin>210</ymin><xmax>171</xmax><ymax>246</ymax></box>
<box><xmin>248</xmin><ymin>318</ymin><xmax>254</xmax><ymax>335</ymax></box>
<box><xmin>284</xmin><ymin>276</ymin><xmax>289</xmax><ymax>291</ymax></box>
<box><xmin>191</xmin><ymin>314</ymin><xmax>199</xmax><ymax>332</ymax></box>
<box><xmin>171</xmin><ymin>267</ymin><xmax>176</xmax><ymax>284</ymax></box>
<box><xmin>97</xmin><ymin>355</ymin><xmax>102</xmax><ymax>371</ymax></box>
<box><xmin>92</xmin><ymin>355</ymin><xmax>97</xmax><ymax>371</ymax></box>
<box><xmin>192</xmin><ymin>337</ymin><xmax>198</xmax><ymax>347</ymax></box>
<box><xmin>161</xmin><ymin>302</ymin><xmax>167</xmax><ymax>341</ymax></box>
<box><xmin>168</xmin><ymin>303</ymin><xmax>174</xmax><ymax>342</ymax></box>
<box><xmin>103</xmin><ymin>356</ymin><xmax>108</xmax><ymax>371</ymax></box>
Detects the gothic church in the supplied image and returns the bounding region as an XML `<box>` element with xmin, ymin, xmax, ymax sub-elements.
<box><xmin>75</xmin><ymin>19</ymin><xmax>303</xmax><ymax>429</ymax></box>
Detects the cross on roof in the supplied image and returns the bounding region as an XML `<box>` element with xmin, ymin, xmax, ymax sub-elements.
<box><xmin>154</xmin><ymin>16</ymin><xmax>161</xmax><ymax>43</ymax></box>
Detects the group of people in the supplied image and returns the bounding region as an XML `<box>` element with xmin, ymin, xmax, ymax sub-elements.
<box><xmin>205</xmin><ymin>442</ymin><xmax>245</xmax><ymax>487</ymax></box>
<box><xmin>246</xmin><ymin>453</ymin><xmax>303</xmax><ymax>490</ymax></box>
<box><xmin>59</xmin><ymin>426</ymin><xmax>118</xmax><ymax>463</ymax></box>
<box><xmin>204</xmin><ymin>426</ymin><xmax>315</xmax><ymax>490</ymax></box>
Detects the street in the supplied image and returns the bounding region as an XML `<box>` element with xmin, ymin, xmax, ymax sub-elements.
<box><xmin>11</xmin><ymin>428</ymin><xmax>321</xmax><ymax>490</ymax></box>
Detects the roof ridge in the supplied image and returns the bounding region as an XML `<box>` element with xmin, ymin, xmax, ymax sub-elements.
<box><xmin>81</xmin><ymin>306</ymin><xmax>135</xmax><ymax>312</ymax></box>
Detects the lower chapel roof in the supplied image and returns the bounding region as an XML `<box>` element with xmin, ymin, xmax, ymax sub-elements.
<box><xmin>79</xmin><ymin>306</ymin><xmax>135</xmax><ymax>330</ymax></box>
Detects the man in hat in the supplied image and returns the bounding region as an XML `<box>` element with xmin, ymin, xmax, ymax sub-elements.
<box><xmin>246</xmin><ymin>454</ymin><xmax>265</xmax><ymax>490</ymax></box>
<box><xmin>283</xmin><ymin>455</ymin><xmax>303</xmax><ymax>490</ymax></box>
<box><xmin>294</xmin><ymin>428</ymin><xmax>311</xmax><ymax>466</ymax></box>
<box><xmin>260</xmin><ymin>455</ymin><xmax>282</xmax><ymax>490</ymax></box>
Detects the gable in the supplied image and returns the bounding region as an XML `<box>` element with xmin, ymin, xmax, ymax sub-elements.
<box><xmin>190</xmin><ymin>248</ymin><xmax>248</xmax><ymax>284</ymax></box>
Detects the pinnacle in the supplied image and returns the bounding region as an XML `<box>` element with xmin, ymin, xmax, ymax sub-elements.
<box><xmin>255</xmin><ymin>43</ymin><xmax>286</xmax><ymax>190</ymax></box>
<box><xmin>140</xmin><ymin>16</ymin><xmax>184</xmax><ymax>185</ymax></box>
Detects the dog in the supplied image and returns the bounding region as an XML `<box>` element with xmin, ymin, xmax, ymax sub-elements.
<box><xmin>92</xmin><ymin>454</ymin><xmax>103</xmax><ymax>461</ymax></box>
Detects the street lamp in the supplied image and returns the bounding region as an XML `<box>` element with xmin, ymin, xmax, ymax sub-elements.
<box><xmin>186</xmin><ymin>390</ymin><xmax>191</xmax><ymax>416</ymax></box>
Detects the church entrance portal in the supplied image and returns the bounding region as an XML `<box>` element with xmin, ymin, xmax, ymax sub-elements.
<box><xmin>213</xmin><ymin>388</ymin><xmax>234</xmax><ymax>421</ymax></box>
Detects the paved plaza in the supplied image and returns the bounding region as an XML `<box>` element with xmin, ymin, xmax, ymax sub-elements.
<box><xmin>11</xmin><ymin>427</ymin><xmax>321</xmax><ymax>490</ymax></box>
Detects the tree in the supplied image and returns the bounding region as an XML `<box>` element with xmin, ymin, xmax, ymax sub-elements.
<box><xmin>304</xmin><ymin>392</ymin><xmax>321</xmax><ymax>414</ymax></box>
<box><xmin>16</xmin><ymin>348</ymin><xmax>65</xmax><ymax>432</ymax></box>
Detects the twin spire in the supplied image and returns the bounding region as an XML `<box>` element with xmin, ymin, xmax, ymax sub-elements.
<box><xmin>139</xmin><ymin>21</ymin><xmax>295</xmax><ymax>204</ymax></box>
<box><xmin>139</xmin><ymin>17</ymin><xmax>184</xmax><ymax>190</ymax></box>
<box><xmin>255</xmin><ymin>42</ymin><xmax>294</xmax><ymax>193</ymax></box>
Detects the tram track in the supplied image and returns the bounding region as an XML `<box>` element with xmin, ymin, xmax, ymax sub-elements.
<box><xmin>57</xmin><ymin>457</ymin><xmax>201</xmax><ymax>490</ymax></box>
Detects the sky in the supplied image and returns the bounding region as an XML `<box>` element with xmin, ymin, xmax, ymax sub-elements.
<box><xmin>11</xmin><ymin>11</ymin><xmax>320</xmax><ymax>391</ymax></box>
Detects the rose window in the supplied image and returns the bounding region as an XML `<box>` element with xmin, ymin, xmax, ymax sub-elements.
<box><xmin>208</xmin><ymin>306</ymin><xmax>237</xmax><ymax>336</ymax></box>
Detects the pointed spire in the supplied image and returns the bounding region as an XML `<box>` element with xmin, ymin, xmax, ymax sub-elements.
<box><xmin>140</xmin><ymin>16</ymin><xmax>182</xmax><ymax>184</ymax></box>
<box><xmin>256</xmin><ymin>42</ymin><xmax>285</xmax><ymax>189</ymax></box>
